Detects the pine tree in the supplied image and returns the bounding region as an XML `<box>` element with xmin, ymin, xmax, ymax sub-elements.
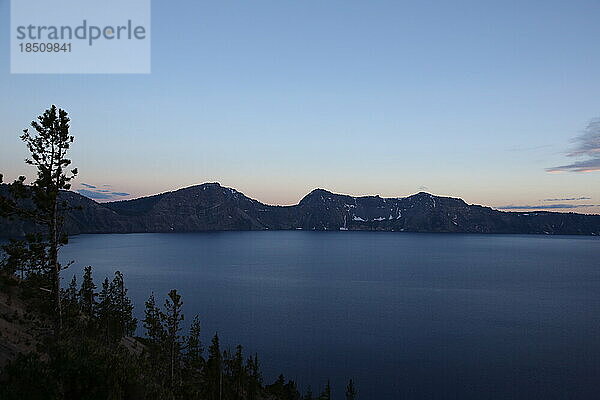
<box><xmin>63</xmin><ymin>275</ymin><xmax>79</xmax><ymax>322</ymax></box>
<box><xmin>182</xmin><ymin>314</ymin><xmax>204</xmax><ymax>399</ymax></box>
<box><xmin>186</xmin><ymin>315</ymin><xmax>204</xmax><ymax>370</ymax></box>
<box><xmin>345</xmin><ymin>379</ymin><xmax>357</xmax><ymax>400</ymax></box>
<box><xmin>284</xmin><ymin>379</ymin><xmax>300</xmax><ymax>400</ymax></box>
<box><xmin>0</xmin><ymin>106</ymin><xmax>78</xmax><ymax>335</ymax></box>
<box><xmin>205</xmin><ymin>333</ymin><xmax>223</xmax><ymax>400</ymax></box>
<box><xmin>268</xmin><ymin>374</ymin><xmax>286</xmax><ymax>398</ymax></box>
<box><xmin>97</xmin><ymin>277</ymin><xmax>113</xmax><ymax>342</ymax></box>
<box><xmin>246</xmin><ymin>353</ymin><xmax>262</xmax><ymax>400</ymax></box>
<box><xmin>162</xmin><ymin>289</ymin><xmax>184</xmax><ymax>394</ymax></box>
<box><xmin>266</xmin><ymin>374</ymin><xmax>301</xmax><ymax>400</ymax></box>
<box><xmin>319</xmin><ymin>380</ymin><xmax>331</xmax><ymax>400</ymax></box>
<box><xmin>233</xmin><ymin>344</ymin><xmax>245</xmax><ymax>399</ymax></box>
<box><xmin>142</xmin><ymin>291</ymin><xmax>169</xmax><ymax>394</ymax></box>
<box><xmin>143</xmin><ymin>292</ymin><xmax>164</xmax><ymax>343</ymax></box>
<box><xmin>79</xmin><ymin>266</ymin><xmax>96</xmax><ymax>317</ymax></box>
<box><xmin>66</xmin><ymin>275</ymin><xmax>78</xmax><ymax>304</ymax></box>
<box><xmin>111</xmin><ymin>271</ymin><xmax>136</xmax><ymax>337</ymax></box>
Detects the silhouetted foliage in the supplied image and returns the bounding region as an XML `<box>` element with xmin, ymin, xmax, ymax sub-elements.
<box><xmin>0</xmin><ymin>105</ymin><xmax>78</xmax><ymax>336</ymax></box>
<box><xmin>319</xmin><ymin>380</ymin><xmax>331</xmax><ymax>400</ymax></box>
<box><xmin>0</xmin><ymin>264</ymin><xmax>354</xmax><ymax>400</ymax></box>
<box><xmin>345</xmin><ymin>379</ymin><xmax>357</xmax><ymax>400</ymax></box>
<box><xmin>79</xmin><ymin>265</ymin><xmax>96</xmax><ymax>316</ymax></box>
<box><xmin>204</xmin><ymin>333</ymin><xmax>224</xmax><ymax>400</ymax></box>
<box><xmin>302</xmin><ymin>386</ymin><xmax>314</xmax><ymax>400</ymax></box>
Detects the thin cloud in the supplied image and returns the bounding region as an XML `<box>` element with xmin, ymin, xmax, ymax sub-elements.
<box><xmin>547</xmin><ymin>118</ymin><xmax>600</xmax><ymax>173</ymax></box>
<box><xmin>546</xmin><ymin>158</ymin><xmax>600</xmax><ymax>173</ymax></box>
<box><xmin>566</xmin><ymin>118</ymin><xmax>600</xmax><ymax>157</ymax></box>
<box><xmin>77</xmin><ymin>189</ymin><xmax>113</xmax><ymax>200</ymax></box>
<box><xmin>543</xmin><ymin>197</ymin><xmax>590</xmax><ymax>202</ymax></box>
<box><xmin>76</xmin><ymin>183</ymin><xmax>130</xmax><ymax>201</ymax></box>
<box><xmin>497</xmin><ymin>204</ymin><xmax>599</xmax><ymax>210</ymax></box>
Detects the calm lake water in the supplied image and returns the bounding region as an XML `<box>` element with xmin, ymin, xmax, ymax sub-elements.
<box><xmin>60</xmin><ymin>231</ymin><xmax>600</xmax><ymax>399</ymax></box>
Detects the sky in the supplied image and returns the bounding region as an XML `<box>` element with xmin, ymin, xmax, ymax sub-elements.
<box><xmin>1</xmin><ymin>0</ymin><xmax>599</xmax><ymax>213</ymax></box>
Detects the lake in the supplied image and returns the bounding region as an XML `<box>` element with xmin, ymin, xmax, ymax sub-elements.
<box><xmin>60</xmin><ymin>231</ymin><xmax>600</xmax><ymax>399</ymax></box>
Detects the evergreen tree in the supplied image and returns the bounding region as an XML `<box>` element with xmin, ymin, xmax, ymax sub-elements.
<box><xmin>267</xmin><ymin>374</ymin><xmax>287</xmax><ymax>398</ymax></box>
<box><xmin>266</xmin><ymin>374</ymin><xmax>301</xmax><ymax>400</ymax></box>
<box><xmin>319</xmin><ymin>380</ymin><xmax>331</xmax><ymax>400</ymax></box>
<box><xmin>79</xmin><ymin>265</ymin><xmax>96</xmax><ymax>317</ymax></box>
<box><xmin>97</xmin><ymin>277</ymin><xmax>113</xmax><ymax>342</ymax></box>
<box><xmin>232</xmin><ymin>344</ymin><xmax>245</xmax><ymax>399</ymax></box>
<box><xmin>0</xmin><ymin>106</ymin><xmax>78</xmax><ymax>335</ymax></box>
<box><xmin>111</xmin><ymin>270</ymin><xmax>136</xmax><ymax>337</ymax></box>
<box><xmin>182</xmin><ymin>314</ymin><xmax>204</xmax><ymax>399</ymax></box>
<box><xmin>143</xmin><ymin>292</ymin><xmax>164</xmax><ymax>344</ymax></box>
<box><xmin>0</xmin><ymin>173</ymin><xmax>7</xmax><ymax>215</ymax></box>
<box><xmin>142</xmin><ymin>292</ymin><xmax>169</xmax><ymax>394</ymax></box>
<box><xmin>66</xmin><ymin>275</ymin><xmax>78</xmax><ymax>304</ymax></box>
<box><xmin>345</xmin><ymin>379</ymin><xmax>357</xmax><ymax>400</ymax></box>
<box><xmin>162</xmin><ymin>289</ymin><xmax>184</xmax><ymax>394</ymax></box>
<box><xmin>246</xmin><ymin>353</ymin><xmax>262</xmax><ymax>400</ymax></box>
<box><xmin>204</xmin><ymin>333</ymin><xmax>223</xmax><ymax>400</ymax></box>
<box><xmin>185</xmin><ymin>315</ymin><xmax>204</xmax><ymax>370</ymax></box>
<box><xmin>284</xmin><ymin>379</ymin><xmax>301</xmax><ymax>400</ymax></box>
<box><xmin>63</xmin><ymin>275</ymin><xmax>79</xmax><ymax>322</ymax></box>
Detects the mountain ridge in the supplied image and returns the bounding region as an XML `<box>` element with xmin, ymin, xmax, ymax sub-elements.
<box><xmin>1</xmin><ymin>182</ymin><xmax>599</xmax><ymax>236</ymax></box>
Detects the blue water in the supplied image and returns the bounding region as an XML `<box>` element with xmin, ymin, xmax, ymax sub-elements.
<box><xmin>60</xmin><ymin>232</ymin><xmax>600</xmax><ymax>399</ymax></box>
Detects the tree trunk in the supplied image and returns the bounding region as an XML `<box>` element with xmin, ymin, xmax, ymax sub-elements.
<box><xmin>50</xmin><ymin>197</ymin><xmax>62</xmax><ymax>337</ymax></box>
<box><xmin>171</xmin><ymin>339</ymin><xmax>175</xmax><ymax>390</ymax></box>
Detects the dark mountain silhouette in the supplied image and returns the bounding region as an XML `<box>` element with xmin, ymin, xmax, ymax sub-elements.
<box><xmin>1</xmin><ymin>182</ymin><xmax>599</xmax><ymax>236</ymax></box>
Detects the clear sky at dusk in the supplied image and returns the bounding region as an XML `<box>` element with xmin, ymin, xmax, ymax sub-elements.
<box><xmin>1</xmin><ymin>0</ymin><xmax>599</xmax><ymax>213</ymax></box>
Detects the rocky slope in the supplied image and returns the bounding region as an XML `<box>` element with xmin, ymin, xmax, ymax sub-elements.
<box><xmin>1</xmin><ymin>183</ymin><xmax>599</xmax><ymax>236</ymax></box>
<box><xmin>0</xmin><ymin>276</ymin><xmax>46</xmax><ymax>368</ymax></box>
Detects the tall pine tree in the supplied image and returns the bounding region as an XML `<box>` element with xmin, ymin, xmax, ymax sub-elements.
<box><xmin>111</xmin><ymin>270</ymin><xmax>136</xmax><ymax>337</ymax></box>
<box><xmin>0</xmin><ymin>106</ymin><xmax>78</xmax><ymax>335</ymax></box>
<box><xmin>162</xmin><ymin>289</ymin><xmax>184</xmax><ymax>394</ymax></box>
<box><xmin>204</xmin><ymin>333</ymin><xmax>223</xmax><ymax>400</ymax></box>
<box><xmin>97</xmin><ymin>277</ymin><xmax>113</xmax><ymax>342</ymax></box>
<box><xmin>79</xmin><ymin>265</ymin><xmax>96</xmax><ymax>317</ymax></box>
<box><xmin>185</xmin><ymin>315</ymin><xmax>204</xmax><ymax>370</ymax></box>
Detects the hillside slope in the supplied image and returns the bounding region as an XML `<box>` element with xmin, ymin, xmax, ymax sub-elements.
<box><xmin>1</xmin><ymin>183</ymin><xmax>599</xmax><ymax>236</ymax></box>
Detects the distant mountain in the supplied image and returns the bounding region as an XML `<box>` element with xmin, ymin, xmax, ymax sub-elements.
<box><xmin>1</xmin><ymin>182</ymin><xmax>599</xmax><ymax>236</ymax></box>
